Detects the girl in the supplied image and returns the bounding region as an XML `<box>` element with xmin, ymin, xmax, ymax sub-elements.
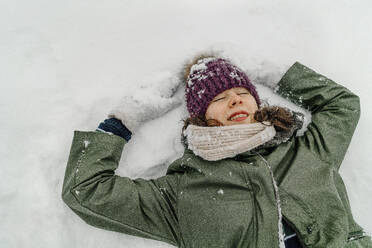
<box><xmin>62</xmin><ymin>55</ymin><xmax>372</xmax><ymax>248</ymax></box>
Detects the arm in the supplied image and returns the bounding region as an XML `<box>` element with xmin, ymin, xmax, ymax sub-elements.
<box><xmin>61</xmin><ymin>131</ymin><xmax>182</xmax><ymax>247</ymax></box>
<box><xmin>275</xmin><ymin>62</ymin><xmax>361</xmax><ymax>171</ymax></box>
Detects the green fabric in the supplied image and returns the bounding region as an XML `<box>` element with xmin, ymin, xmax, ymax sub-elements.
<box><xmin>62</xmin><ymin>62</ymin><xmax>372</xmax><ymax>248</ymax></box>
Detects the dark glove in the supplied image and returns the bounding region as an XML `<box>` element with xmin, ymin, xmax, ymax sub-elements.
<box><xmin>97</xmin><ymin>118</ymin><xmax>132</xmax><ymax>142</ymax></box>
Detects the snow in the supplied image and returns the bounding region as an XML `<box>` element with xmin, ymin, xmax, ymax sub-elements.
<box><xmin>83</xmin><ymin>140</ymin><xmax>90</xmax><ymax>148</ymax></box>
<box><xmin>1</xmin><ymin>0</ymin><xmax>372</xmax><ymax>247</ymax></box>
<box><xmin>229</xmin><ymin>71</ymin><xmax>239</xmax><ymax>79</ymax></box>
<box><xmin>197</xmin><ymin>89</ymin><xmax>206</xmax><ymax>98</ymax></box>
<box><xmin>190</xmin><ymin>63</ymin><xmax>208</xmax><ymax>75</ymax></box>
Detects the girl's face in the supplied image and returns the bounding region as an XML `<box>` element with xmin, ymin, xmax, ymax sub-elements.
<box><xmin>205</xmin><ymin>87</ymin><xmax>258</xmax><ymax>126</ymax></box>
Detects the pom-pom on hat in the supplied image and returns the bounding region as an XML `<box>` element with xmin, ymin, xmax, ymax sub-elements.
<box><xmin>185</xmin><ymin>57</ymin><xmax>261</xmax><ymax>118</ymax></box>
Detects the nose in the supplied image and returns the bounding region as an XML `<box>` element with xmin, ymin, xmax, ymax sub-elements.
<box><xmin>228</xmin><ymin>93</ymin><xmax>243</xmax><ymax>107</ymax></box>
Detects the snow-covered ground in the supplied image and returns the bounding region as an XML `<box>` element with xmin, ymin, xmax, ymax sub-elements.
<box><xmin>1</xmin><ymin>0</ymin><xmax>371</xmax><ymax>247</ymax></box>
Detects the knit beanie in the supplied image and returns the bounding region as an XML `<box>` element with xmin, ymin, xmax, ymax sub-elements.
<box><xmin>185</xmin><ymin>57</ymin><xmax>261</xmax><ymax>118</ymax></box>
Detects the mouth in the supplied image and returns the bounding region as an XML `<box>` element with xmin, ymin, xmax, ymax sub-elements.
<box><xmin>228</xmin><ymin>111</ymin><xmax>250</xmax><ymax>122</ymax></box>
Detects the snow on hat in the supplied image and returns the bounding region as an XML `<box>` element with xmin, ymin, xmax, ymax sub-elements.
<box><xmin>185</xmin><ymin>57</ymin><xmax>261</xmax><ymax>118</ymax></box>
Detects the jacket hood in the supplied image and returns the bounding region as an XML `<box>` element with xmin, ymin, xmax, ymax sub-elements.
<box><xmin>252</xmin><ymin>107</ymin><xmax>305</xmax><ymax>151</ymax></box>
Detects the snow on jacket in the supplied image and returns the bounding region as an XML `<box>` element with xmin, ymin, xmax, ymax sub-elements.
<box><xmin>61</xmin><ymin>62</ymin><xmax>372</xmax><ymax>248</ymax></box>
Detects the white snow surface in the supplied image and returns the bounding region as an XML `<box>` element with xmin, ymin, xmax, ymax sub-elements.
<box><xmin>1</xmin><ymin>0</ymin><xmax>372</xmax><ymax>247</ymax></box>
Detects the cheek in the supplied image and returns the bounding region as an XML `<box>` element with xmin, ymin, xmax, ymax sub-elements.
<box><xmin>247</xmin><ymin>98</ymin><xmax>258</xmax><ymax>111</ymax></box>
<box><xmin>205</xmin><ymin>104</ymin><xmax>223</xmax><ymax>120</ymax></box>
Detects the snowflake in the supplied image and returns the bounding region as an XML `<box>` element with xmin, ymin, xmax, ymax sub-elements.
<box><xmin>83</xmin><ymin>140</ymin><xmax>90</xmax><ymax>148</ymax></box>
<box><xmin>197</xmin><ymin>89</ymin><xmax>206</xmax><ymax>98</ymax></box>
<box><xmin>229</xmin><ymin>71</ymin><xmax>239</xmax><ymax>79</ymax></box>
<box><xmin>217</xmin><ymin>189</ymin><xmax>224</xmax><ymax>195</ymax></box>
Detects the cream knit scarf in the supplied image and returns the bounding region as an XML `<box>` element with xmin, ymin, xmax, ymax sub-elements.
<box><xmin>184</xmin><ymin>121</ymin><xmax>276</xmax><ymax>161</ymax></box>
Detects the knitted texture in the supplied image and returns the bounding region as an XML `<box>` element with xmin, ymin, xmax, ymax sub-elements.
<box><xmin>97</xmin><ymin>118</ymin><xmax>132</xmax><ymax>142</ymax></box>
<box><xmin>184</xmin><ymin>121</ymin><xmax>275</xmax><ymax>161</ymax></box>
<box><xmin>185</xmin><ymin>57</ymin><xmax>261</xmax><ymax>117</ymax></box>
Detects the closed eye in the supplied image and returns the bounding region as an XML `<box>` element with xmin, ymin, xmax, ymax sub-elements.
<box><xmin>213</xmin><ymin>97</ymin><xmax>225</xmax><ymax>102</ymax></box>
<box><xmin>213</xmin><ymin>93</ymin><xmax>250</xmax><ymax>102</ymax></box>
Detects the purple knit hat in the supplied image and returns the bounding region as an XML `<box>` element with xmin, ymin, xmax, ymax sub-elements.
<box><xmin>185</xmin><ymin>57</ymin><xmax>261</xmax><ymax>118</ymax></box>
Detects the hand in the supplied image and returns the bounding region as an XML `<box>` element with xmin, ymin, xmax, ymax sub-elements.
<box><xmin>108</xmin><ymin>72</ymin><xmax>183</xmax><ymax>132</ymax></box>
<box><xmin>97</xmin><ymin>118</ymin><xmax>132</xmax><ymax>141</ymax></box>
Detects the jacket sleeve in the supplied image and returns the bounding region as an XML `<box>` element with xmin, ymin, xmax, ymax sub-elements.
<box><xmin>275</xmin><ymin>62</ymin><xmax>361</xmax><ymax>171</ymax></box>
<box><xmin>61</xmin><ymin>131</ymin><xmax>181</xmax><ymax>247</ymax></box>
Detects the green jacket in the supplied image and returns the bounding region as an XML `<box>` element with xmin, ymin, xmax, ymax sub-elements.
<box><xmin>62</xmin><ymin>62</ymin><xmax>372</xmax><ymax>248</ymax></box>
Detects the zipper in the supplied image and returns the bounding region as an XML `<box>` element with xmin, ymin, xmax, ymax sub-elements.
<box><xmin>254</xmin><ymin>151</ymin><xmax>285</xmax><ymax>248</ymax></box>
<box><xmin>347</xmin><ymin>230</ymin><xmax>367</xmax><ymax>242</ymax></box>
